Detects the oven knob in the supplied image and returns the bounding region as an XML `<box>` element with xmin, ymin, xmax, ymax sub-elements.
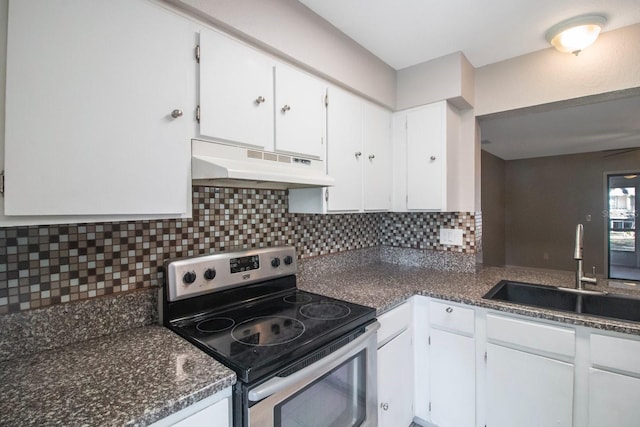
<box><xmin>283</xmin><ymin>255</ymin><xmax>293</xmax><ymax>265</ymax></box>
<box><xmin>204</xmin><ymin>268</ymin><xmax>216</xmax><ymax>281</ymax></box>
<box><xmin>182</xmin><ymin>271</ymin><xmax>197</xmax><ymax>284</ymax></box>
<box><xmin>271</xmin><ymin>257</ymin><xmax>281</xmax><ymax>268</ymax></box>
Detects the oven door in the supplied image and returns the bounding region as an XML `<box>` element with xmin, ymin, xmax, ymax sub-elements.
<box><xmin>247</xmin><ymin>322</ymin><xmax>379</xmax><ymax>427</ymax></box>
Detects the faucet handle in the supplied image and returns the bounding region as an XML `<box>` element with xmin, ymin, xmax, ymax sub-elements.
<box><xmin>592</xmin><ymin>266</ymin><xmax>596</xmax><ymax>276</ymax></box>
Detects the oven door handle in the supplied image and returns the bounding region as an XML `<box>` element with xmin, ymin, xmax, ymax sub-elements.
<box><xmin>248</xmin><ymin>321</ymin><xmax>380</xmax><ymax>403</ymax></box>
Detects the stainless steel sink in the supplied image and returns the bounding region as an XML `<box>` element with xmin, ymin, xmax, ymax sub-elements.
<box><xmin>483</xmin><ymin>280</ymin><xmax>640</xmax><ymax>323</ymax></box>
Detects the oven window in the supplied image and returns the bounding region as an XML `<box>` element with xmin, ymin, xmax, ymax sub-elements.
<box><xmin>274</xmin><ymin>350</ymin><xmax>367</xmax><ymax>427</ymax></box>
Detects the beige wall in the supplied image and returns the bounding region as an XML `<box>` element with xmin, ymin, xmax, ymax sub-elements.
<box><xmin>496</xmin><ymin>150</ymin><xmax>640</xmax><ymax>272</ymax></box>
<box><xmin>397</xmin><ymin>52</ymin><xmax>474</xmax><ymax>111</ymax></box>
<box><xmin>481</xmin><ymin>150</ymin><xmax>505</xmax><ymax>267</ymax></box>
<box><xmin>475</xmin><ymin>24</ymin><xmax>640</xmax><ymax>116</ymax></box>
<box><xmin>167</xmin><ymin>0</ymin><xmax>397</xmax><ymax>108</ymax></box>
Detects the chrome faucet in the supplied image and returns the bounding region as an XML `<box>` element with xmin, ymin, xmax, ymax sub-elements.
<box><xmin>574</xmin><ymin>224</ymin><xmax>597</xmax><ymax>289</ymax></box>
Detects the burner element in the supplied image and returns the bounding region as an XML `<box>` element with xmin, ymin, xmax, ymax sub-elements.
<box><xmin>283</xmin><ymin>293</ymin><xmax>313</xmax><ymax>304</ymax></box>
<box><xmin>196</xmin><ymin>317</ymin><xmax>235</xmax><ymax>333</ymax></box>
<box><xmin>300</xmin><ymin>302</ymin><xmax>351</xmax><ymax>320</ymax></box>
<box><xmin>231</xmin><ymin>316</ymin><xmax>305</xmax><ymax>347</ymax></box>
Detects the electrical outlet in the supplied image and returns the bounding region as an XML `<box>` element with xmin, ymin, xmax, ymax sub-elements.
<box><xmin>439</xmin><ymin>228</ymin><xmax>463</xmax><ymax>246</ymax></box>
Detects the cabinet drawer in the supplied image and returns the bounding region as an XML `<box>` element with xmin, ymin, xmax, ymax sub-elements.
<box><xmin>487</xmin><ymin>314</ymin><xmax>575</xmax><ymax>358</ymax></box>
<box><xmin>591</xmin><ymin>333</ymin><xmax>640</xmax><ymax>375</ymax></box>
<box><xmin>378</xmin><ymin>301</ymin><xmax>411</xmax><ymax>346</ymax></box>
<box><xmin>429</xmin><ymin>300</ymin><xmax>474</xmax><ymax>335</ymax></box>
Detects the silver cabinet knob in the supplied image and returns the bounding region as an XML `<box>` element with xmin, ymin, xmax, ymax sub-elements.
<box><xmin>446</xmin><ymin>307</ymin><xmax>453</xmax><ymax>313</ymax></box>
<box><xmin>430</xmin><ymin>156</ymin><xmax>436</xmax><ymax>161</ymax></box>
<box><xmin>255</xmin><ymin>96</ymin><xmax>265</xmax><ymax>104</ymax></box>
<box><xmin>171</xmin><ymin>109</ymin><xmax>183</xmax><ymax>118</ymax></box>
<box><xmin>281</xmin><ymin>105</ymin><xmax>291</xmax><ymax>113</ymax></box>
<box><xmin>380</xmin><ymin>403</ymin><xmax>389</xmax><ymax>411</ymax></box>
<box><xmin>355</xmin><ymin>152</ymin><xmax>362</xmax><ymax>158</ymax></box>
<box><xmin>368</xmin><ymin>154</ymin><xmax>375</xmax><ymax>160</ymax></box>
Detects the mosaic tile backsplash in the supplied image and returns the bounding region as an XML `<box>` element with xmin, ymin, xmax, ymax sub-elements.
<box><xmin>0</xmin><ymin>186</ymin><xmax>478</xmax><ymax>314</ymax></box>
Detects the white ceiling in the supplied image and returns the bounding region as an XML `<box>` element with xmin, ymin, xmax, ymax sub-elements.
<box><xmin>479</xmin><ymin>95</ymin><xmax>640</xmax><ymax>160</ymax></box>
<box><xmin>298</xmin><ymin>0</ymin><xmax>640</xmax><ymax>70</ymax></box>
<box><xmin>299</xmin><ymin>0</ymin><xmax>640</xmax><ymax>161</ymax></box>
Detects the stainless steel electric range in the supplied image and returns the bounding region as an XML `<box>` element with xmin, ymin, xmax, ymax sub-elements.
<box><xmin>161</xmin><ymin>246</ymin><xmax>379</xmax><ymax>427</ymax></box>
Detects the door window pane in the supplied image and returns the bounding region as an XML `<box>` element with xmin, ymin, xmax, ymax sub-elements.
<box><xmin>608</xmin><ymin>174</ymin><xmax>639</xmax><ymax>281</ymax></box>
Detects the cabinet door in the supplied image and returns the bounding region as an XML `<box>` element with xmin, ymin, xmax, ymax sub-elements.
<box><xmin>274</xmin><ymin>64</ymin><xmax>325</xmax><ymax>159</ymax></box>
<box><xmin>363</xmin><ymin>103</ymin><xmax>392</xmax><ymax>211</ymax></box>
<box><xmin>199</xmin><ymin>28</ymin><xmax>274</xmax><ymax>150</ymax></box>
<box><xmin>589</xmin><ymin>368</ymin><xmax>640</xmax><ymax>427</ymax></box>
<box><xmin>406</xmin><ymin>103</ymin><xmax>445</xmax><ymax>211</ymax></box>
<box><xmin>5</xmin><ymin>0</ymin><xmax>192</xmax><ymax>215</ymax></box>
<box><xmin>326</xmin><ymin>87</ymin><xmax>363</xmax><ymax>211</ymax></box>
<box><xmin>378</xmin><ymin>330</ymin><xmax>414</xmax><ymax>427</ymax></box>
<box><xmin>172</xmin><ymin>397</ymin><xmax>230</xmax><ymax>427</ymax></box>
<box><xmin>486</xmin><ymin>343</ymin><xmax>574</xmax><ymax>427</ymax></box>
<box><xmin>429</xmin><ymin>328</ymin><xmax>475</xmax><ymax>427</ymax></box>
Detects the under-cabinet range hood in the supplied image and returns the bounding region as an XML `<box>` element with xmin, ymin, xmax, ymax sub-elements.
<box><xmin>191</xmin><ymin>140</ymin><xmax>334</xmax><ymax>189</ymax></box>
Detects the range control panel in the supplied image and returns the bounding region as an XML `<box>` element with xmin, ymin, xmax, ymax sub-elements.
<box><xmin>165</xmin><ymin>246</ymin><xmax>297</xmax><ymax>302</ymax></box>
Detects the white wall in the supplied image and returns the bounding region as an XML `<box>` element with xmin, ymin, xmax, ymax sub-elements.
<box><xmin>475</xmin><ymin>23</ymin><xmax>640</xmax><ymax>116</ymax></box>
<box><xmin>166</xmin><ymin>0</ymin><xmax>397</xmax><ymax>108</ymax></box>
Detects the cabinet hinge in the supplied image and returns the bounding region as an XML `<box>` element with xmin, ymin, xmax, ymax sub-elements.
<box><xmin>428</xmin><ymin>336</ymin><xmax>430</xmax><ymax>345</ymax></box>
<box><xmin>324</xmin><ymin>93</ymin><xmax>328</xmax><ymax>107</ymax></box>
<box><xmin>196</xmin><ymin>105</ymin><xmax>201</xmax><ymax>123</ymax></box>
<box><xmin>195</xmin><ymin>45</ymin><xmax>201</xmax><ymax>63</ymax></box>
<box><xmin>484</xmin><ymin>351</ymin><xmax>487</xmax><ymax>363</ymax></box>
<box><xmin>429</xmin><ymin>401</ymin><xmax>431</xmax><ymax>412</ymax></box>
<box><xmin>0</xmin><ymin>170</ymin><xmax>4</xmax><ymax>197</ymax></box>
<box><xmin>325</xmin><ymin>188</ymin><xmax>329</xmax><ymax>203</ymax></box>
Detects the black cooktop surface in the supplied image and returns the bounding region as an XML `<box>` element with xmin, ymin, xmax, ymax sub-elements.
<box><xmin>170</xmin><ymin>289</ymin><xmax>375</xmax><ymax>383</ymax></box>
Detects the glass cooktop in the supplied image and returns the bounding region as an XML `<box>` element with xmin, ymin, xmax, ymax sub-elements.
<box><xmin>170</xmin><ymin>289</ymin><xmax>375</xmax><ymax>382</ymax></box>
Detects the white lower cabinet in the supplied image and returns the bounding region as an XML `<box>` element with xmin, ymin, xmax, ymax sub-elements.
<box><xmin>429</xmin><ymin>328</ymin><xmax>475</xmax><ymax>427</ymax></box>
<box><xmin>484</xmin><ymin>313</ymin><xmax>575</xmax><ymax>427</ymax></box>
<box><xmin>379</xmin><ymin>296</ymin><xmax>640</xmax><ymax>427</ymax></box>
<box><xmin>588</xmin><ymin>332</ymin><xmax>640</xmax><ymax>427</ymax></box>
<box><xmin>486</xmin><ymin>343</ymin><xmax>574</xmax><ymax>427</ymax></box>
<box><xmin>428</xmin><ymin>301</ymin><xmax>476</xmax><ymax>427</ymax></box>
<box><xmin>377</xmin><ymin>302</ymin><xmax>414</xmax><ymax>427</ymax></box>
<box><xmin>588</xmin><ymin>368</ymin><xmax>640</xmax><ymax>427</ymax></box>
<box><xmin>150</xmin><ymin>388</ymin><xmax>231</xmax><ymax>427</ymax></box>
<box><xmin>378</xmin><ymin>329</ymin><xmax>414</xmax><ymax>427</ymax></box>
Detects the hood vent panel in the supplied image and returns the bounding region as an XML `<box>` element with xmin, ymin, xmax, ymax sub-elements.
<box><xmin>192</xmin><ymin>140</ymin><xmax>334</xmax><ymax>190</ymax></box>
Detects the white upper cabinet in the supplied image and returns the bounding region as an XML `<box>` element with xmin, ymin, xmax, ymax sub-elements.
<box><xmin>363</xmin><ymin>102</ymin><xmax>392</xmax><ymax>211</ymax></box>
<box><xmin>288</xmin><ymin>86</ymin><xmax>392</xmax><ymax>214</ymax></box>
<box><xmin>199</xmin><ymin>29</ymin><xmax>274</xmax><ymax>151</ymax></box>
<box><xmin>326</xmin><ymin>87</ymin><xmax>364</xmax><ymax>211</ymax></box>
<box><xmin>406</xmin><ymin>104</ymin><xmax>445</xmax><ymax>210</ymax></box>
<box><xmin>393</xmin><ymin>100</ymin><xmax>461</xmax><ymax>212</ymax></box>
<box><xmin>4</xmin><ymin>0</ymin><xmax>193</xmax><ymax>217</ymax></box>
<box><xmin>274</xmin><ymin>64</ymin><xmax>326</xmax><ymax>159</ymax></box>
<box><xmin>198</xmin><ymin>31</ymin><xmax>326</xmax><ymax>159</ymax></box>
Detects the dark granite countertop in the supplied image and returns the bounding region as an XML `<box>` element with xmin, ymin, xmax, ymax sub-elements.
<box><xmin>298</xmin><ymin>262</ymin><xmax>640</xmax><ymax>336</ymax></box>
<box><xmin>3</xmin><ymin>253</ymin><xmax>639</xmax><ymax>427</ymax></box>
<box><xmin>0</xmin><ymin>325</ymin><xmax>235</xmax><ymax>427</ymax></box>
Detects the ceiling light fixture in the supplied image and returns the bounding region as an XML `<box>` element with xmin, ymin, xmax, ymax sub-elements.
<box><xmin>545</xmin><ymin>14</ymin><xmax>607</xmax><ymax>55</ymax></box>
